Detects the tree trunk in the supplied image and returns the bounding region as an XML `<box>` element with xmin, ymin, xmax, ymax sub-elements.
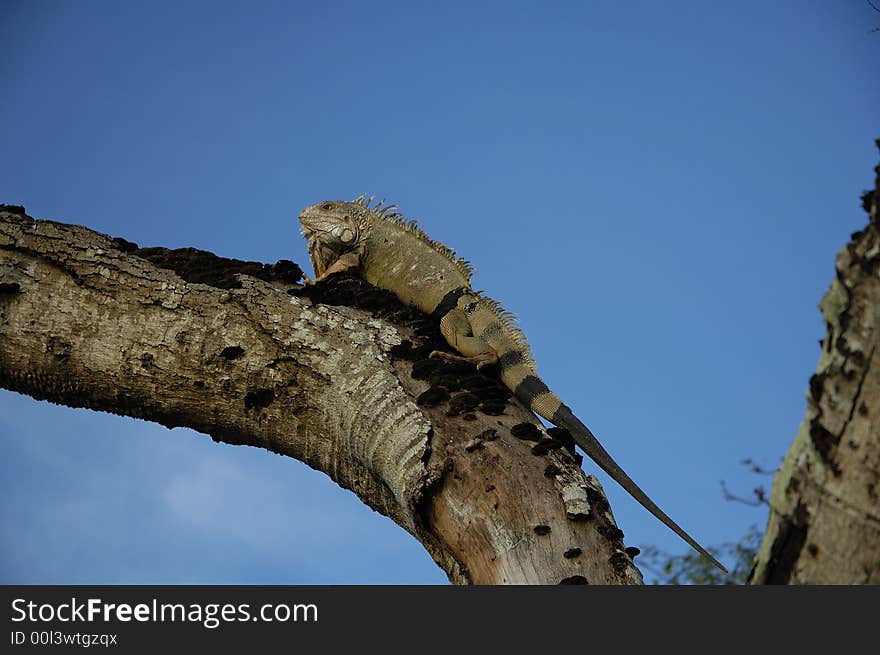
<box><xmin>750</xmin><ymin>144</ymin><xmax>880</xmax><ymax>584</ymax></box>
<box><xmin>0</xmin><ymin>206</ymin><xmax>642</xmax><ymax>585</ymax></box>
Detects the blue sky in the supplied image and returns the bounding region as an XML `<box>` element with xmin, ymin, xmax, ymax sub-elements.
<box><xmin>1</xmin><ymin>1</ymin><xmax>877</xmax><ymax>583</ymax></box>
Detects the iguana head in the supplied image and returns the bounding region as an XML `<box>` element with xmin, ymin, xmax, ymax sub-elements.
<box><xmin>298</xmin><ymin>200</ymin><xmax>367</xmax><ymax>277</ymax></box>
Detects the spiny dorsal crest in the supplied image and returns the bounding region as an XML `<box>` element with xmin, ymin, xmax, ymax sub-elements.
<box><xmin>478</xmin><ymin>295</ymin><xmax>536</xmax><ymax>369</ymax></box>
<box><xmin>353</xmin><ymin>195</ymin><xmax>475</xmax><ymax>283</ymax></box>
<box><xmin>353</xmin><ymin>195</ymin><xmax>535</xmax><ymax>369</ymax></box>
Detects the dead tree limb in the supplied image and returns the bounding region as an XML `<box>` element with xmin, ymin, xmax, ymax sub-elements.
<box><xmin>0</xmin><ymin>206</ymin><xmax>641</xmax><ymax>585</ymax></box>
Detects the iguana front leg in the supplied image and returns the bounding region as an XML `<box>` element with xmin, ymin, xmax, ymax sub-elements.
<box><xmin>430</xmin><ymin>308</ymin><xmax>499</xmax><ymax>370</ymax></box>
<box><xmin>306</xmin><ymin>251</ymin><xmax>362</xmax><ymax>284</ymax></box>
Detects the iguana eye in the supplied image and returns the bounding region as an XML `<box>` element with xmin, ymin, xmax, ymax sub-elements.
<box><xmin>320</xmin><ymin>202</ymin><xmax>334</xmax><ymax>211</ymax></box>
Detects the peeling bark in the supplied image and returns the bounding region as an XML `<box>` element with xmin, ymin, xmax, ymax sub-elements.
<box><xmin>0</xmin><ymin>206</ymin><xmax>641</xmax><ymax>585</ymax></box>
<box><xmin>750</xmin><ymin>144</ymin><xmax>880</xmax><ymax>584</ymax></box>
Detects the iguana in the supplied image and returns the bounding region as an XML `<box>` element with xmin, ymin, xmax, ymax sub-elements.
<box><xmin>298</xmin><ymin>196</ymin><xmax>726</xmax><ymax>573</ymax></box>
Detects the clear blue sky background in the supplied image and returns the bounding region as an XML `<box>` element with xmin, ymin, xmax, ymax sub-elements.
<box><xmin>1</xmin><ymin>1</ymin><xmax>877</xmax><ymax>584</ymax></box>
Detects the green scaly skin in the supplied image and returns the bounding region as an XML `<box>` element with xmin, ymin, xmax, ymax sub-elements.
<box><xmin>298</xmin><ymin>196</ymin><xmax>726</xmax><ymax>573</ymax></box>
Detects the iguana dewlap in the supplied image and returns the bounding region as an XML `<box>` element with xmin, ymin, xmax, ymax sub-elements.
<box><xmin>298</xmin><ymin>196</ymin><xmax>726</xmax><ymax>573</ymax></box>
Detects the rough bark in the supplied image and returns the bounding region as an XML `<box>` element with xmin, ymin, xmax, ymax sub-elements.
<box><xmin>750</xmin><ymin>144</ymin><xmax>880</xmax><ymax>584</ymax></box>
<box><xmin>0</xmin><ymin>205</ymin><xmax>642</xmax><ymax>585</ymax></box>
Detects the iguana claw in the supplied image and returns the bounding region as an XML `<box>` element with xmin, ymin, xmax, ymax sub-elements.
<box><xmin>430</xmin><ymin>350</ymin><xmax>497</xmax><ymax>370</ymax></box>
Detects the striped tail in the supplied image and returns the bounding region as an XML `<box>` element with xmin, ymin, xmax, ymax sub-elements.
<box><xmin>505</xmin><ymin>368</ymin><xmax>727</xmax><ymax>574</ymax></box>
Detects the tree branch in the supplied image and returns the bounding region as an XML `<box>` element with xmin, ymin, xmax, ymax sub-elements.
<box><xmin>749</xmin><ymin>142</ymin><xmax>880</xmax><ymax>584</ymax></box>
<box><xmin>0</xmin><ymin>206</ymin><xmax>641</xmax><ymax>584</ymax></box>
